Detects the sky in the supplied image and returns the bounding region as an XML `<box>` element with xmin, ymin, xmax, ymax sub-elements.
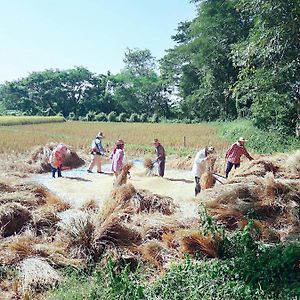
<box><xmin>0</xmin><ymin>0</ymin><xmax>196</xmax><ymax>83</ymax></box>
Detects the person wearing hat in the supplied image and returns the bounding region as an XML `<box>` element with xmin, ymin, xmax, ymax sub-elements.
<box><xmin>192</xmin><ymin>146</ymin><xmax>215</xmax><ymax>196</ymax></box>
<box><xmin>87</xmin><ymin>132</ymin><xmax>106</xmax><ymax>173</ymax></box>
<box><xmin>110</xmin><ymin>139</ymin><xmax>125</xmax><ymax>177</ymax></box>
<box><xmin>152</xmin><ymin>138</ymin><xmax>166</xmax><ymax>177</ymax></box>
<box><xmin>49</xmin><ymin>143</ymin><xmax>68</xmax><ymax>178</ymax></box>
<box><xmin>225</xmin><ymin>137</ymin><xmax>253</xmax><ymax>178</ymax></box>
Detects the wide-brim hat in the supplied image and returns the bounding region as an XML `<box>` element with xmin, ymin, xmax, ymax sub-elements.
<box><xmin>238</xmin><ymin>137</ymin><xmax>247</xmax><ymax>142</ymax></box>
<box><xmin>116</xmin><ymin>139</ymin><xmax>124</xmax><ymax>145</ymax></box>
<box><xmin>207</xmin><ymin>146</ymin><xmax>215</xmax><ymax>154</ymax></box>
<box><xmin>97</xmin><ymin>132</ymin><xmax>105</xmax><ymax>138</ymax></box>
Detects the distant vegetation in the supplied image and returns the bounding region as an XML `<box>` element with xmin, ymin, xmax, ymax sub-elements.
<box><xmin>219</xmin><ymin>120</ymin><xmax>300</xmax><ymax>154</ymax></box>
<box><xmin>0</xmin><ymin>0</ymin><xmax>299</xmax><ymax>137</ymax></box>
<box><xmin>0</xmin><ymin>121</ymin><xmax>225</xmax><ymax>156</ymax></box>
<box><xmin>1</xmin><ymin>119</ymin><xmax>299</xmax><ymax>157</ymax></box>
<box><xmin>0</xmin><ymin>116</ymin><xmax>65</xmax><ymax>126</ymax></box>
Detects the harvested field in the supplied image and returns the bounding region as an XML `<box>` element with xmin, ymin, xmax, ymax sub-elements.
<box><xmin>0</xmin><ymin>139</ymin><xmax>299</xmax><ymax>298</ymax></box>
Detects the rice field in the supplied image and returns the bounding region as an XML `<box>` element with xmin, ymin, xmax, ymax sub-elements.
<box><xmin>0</xmin><ymin>116</ymin><xmax>65</xmax><ymax>126</ymax></box>
<box><xmin>0</xmin><ymin>121</ymin><xmax>230</xmax><ymax>155</ymax></box>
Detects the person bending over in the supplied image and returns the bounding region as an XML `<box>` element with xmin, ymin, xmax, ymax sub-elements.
<box><xmin>225</xmin><ymin>137</ymin><xmax>253</xmax><ymax>178</ymax></box>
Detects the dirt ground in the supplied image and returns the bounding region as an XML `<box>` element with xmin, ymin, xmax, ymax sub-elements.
<box><xmin>33</xmin><ymin>163</ymin><xmax>200</xmax><ymax>221</ymax></box>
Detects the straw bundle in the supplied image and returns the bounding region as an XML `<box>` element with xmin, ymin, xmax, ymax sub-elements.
<box><xmin>285</xmin><ymin>150</ymin><xmax>300</xmax><ymax>174</ymax></box>
<box><xmin>177</xmin><ymin>230</ymin><xmax>219</xmax><ymax>258</ymax></box>
<box><xmin>144</xmin><ymin>158</ymin><xmax>154</xmax><ymax>176</ymax></box>
<box><xmin>132</xmin><ymin>191</ymin><xmax>177</xmax><ymax>215</ymax></box>
<box><xmin>94</xmin><ymin>214</ymin><xmax>142</xmax><ymax>249</ymax></box>
<box><xmin>45</xmin><ymin>194</ymin><xmax>71</xmax><ymax>212</ymax></box>
<box><xmin>0</xmin><ymin>181</ymin><xmax>15</xmax><ymax>193</ymax></box>
<box><xmin>0</xmin><ymin>203</ymin><xmax>31</xmax><ymax>237</ymax></box>
<box><xmin>138</xmin><ymin>240</ymin><xmax>166</xmax><ymax>268</ymax></box>
<box><xmin>208</xmin><ymin>208</ymin><xmax>246</xmax><ymax>230</ymax></box>
<box><xmin>234</xmin><ymin>159</ymin><xmax>279</xmax><ymax>178</ymax></box>
<box><xmin>114</xmin><ymin>162</ymin><xmax>133</xmax><ymax>188</ymax></box>
<box><xmin>63</xmin><ymin>216</ymin><xmax>96</xmax><ymax>259</ymax></box>
<box><xmin>19</xmin><ymin>257</ymin><xmax>60</xmax><ymax>292</ymax></box>
<box><xmin>32</xmin><ymin>207</ymin><xmax>60</xmax><ymax>234</ymax></box>
<box><xmin>81</xmin><ymin>199</ymin><xmax>99</xmax><ymax>212</ymax></box>
<box><xmin>200</xmin><ymin>172</ymin><xmax>216</xmax><ymax>190</ymax></box>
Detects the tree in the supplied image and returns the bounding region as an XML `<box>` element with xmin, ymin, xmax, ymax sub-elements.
<box><xmin>123</xmin><ymin>48</ymin><xmax>156</xmax><ymax>76</ymax></box>
<box><xmin>111</xmin><ymin>49</ymin><xmax>172</xmax><ymax>118</ymax></box>
<box><xmin>232</xmin><ymin>0</ymin><xmax>300</xmax><ymax>134</ymax></box>
<box><xmin>161</xmin><ymin>0</ymin><xmax>251</xmax><ymax>121</ymax></box>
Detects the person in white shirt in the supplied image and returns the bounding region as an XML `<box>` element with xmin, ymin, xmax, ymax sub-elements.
<box><xmin>192</xmin><ymin>146</ymin><xmax>215</xmax><ymax>196</ymax></box>
<box><xmin>87</xmin><ymin>132</ymin><xmax>105</xmax><ymax>173</ymax></box>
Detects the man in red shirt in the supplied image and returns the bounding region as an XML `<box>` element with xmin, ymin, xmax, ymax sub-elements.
<box><xmin>225</xmin><ymin>137</ymin><xmax>253</xmax><ymax>178</ymax></box>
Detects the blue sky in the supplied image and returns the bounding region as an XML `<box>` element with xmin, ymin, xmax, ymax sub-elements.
<box><xmin>0</xmin><ymin>0</ymin><xmax>196</xmax><ymax>83</ymax></box>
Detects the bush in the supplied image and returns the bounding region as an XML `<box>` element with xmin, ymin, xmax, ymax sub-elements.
<box><xmin>219</xmin><ymin>120</ymin><xmax>300</xmax><ymax>153</ymax></box>
<box><xmin>86</xmin><ymin>111</ymin><xmax>96</xmax><ymax>121</ymax></box>
<box><xmin>67</xmin><ymin>112</ymin><xmax>77</xmax><ymax>121</ymax></box>
<box><xmin>129</xmin><ymin>113</ymin><xmax>139</xmax><ymax>122</ymax></box>
<box><xmin>95</xmin><ymin>112</ymin><xmax>108</xmax><ymax>122</ymax></box>
<box><xmin>151</xmin><ymin>113</ymin><xmax>160</xmax><ymax>123</ymax></box>
<box><xmin>139</xmin><ymin>113</ymin><xmax>148</xmax><ymax>123</ymax></box>
<box><xmin>118</xmin><ymin>112</ymin><xmax>127</xmax><ymax>122</ymax></box>
<box><xmin>107</xmin><ymin>111</ymin><xmax>117</xmax><ymax>122</ymax></box>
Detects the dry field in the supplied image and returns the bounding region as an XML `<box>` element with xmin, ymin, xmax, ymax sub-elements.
<box><xmin>0</xmin><ymin>120</ymin><xmax>300</xmax><ymax>299</ymax></box>
<box><xmin>0</xmin><ymin>116</ymin><xmax>65</xmax><ymax>126</ymax></box>
<box><xmin>0</xmin><ymin>121</ymin><xmax>229</xmax><ymax>155</ymax></box>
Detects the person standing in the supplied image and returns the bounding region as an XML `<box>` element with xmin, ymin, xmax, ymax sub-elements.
<box><xmin>110</xmin><ymin>139</ymin><xmax>125</xmax><ymax>177</ymax></box>
<box><xmin>192</xmin><ymin>146</ymin><xmax>215</xmax><ymax>196</ymax></box>
<box><xmin>153</xmin><ymin>138</ymin><xmax>166</xmax><ymax>177</ymax></box>
<box><xmin>225</xmin><ymin>137</ymin><xmax>253</xmax><ymax>178</ymax></box>
<box><xmin>87</xmin><ymin>132</ymin><xmax>105</xmax><ymax>173</ymax></box>
<box><xmin>49</xmin><ymin>144</ymin><xmax>68</xmax><ymax>178</ymax></box>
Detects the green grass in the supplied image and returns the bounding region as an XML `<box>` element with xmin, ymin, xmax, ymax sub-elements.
<box><xmin>46</xmin><ymin>245</ymin><xmax>300</xmax><ymax>300</ymax></box>
<box><xmin>46</xmin><ymin>221</ymin><xmax>300</xmax><ymax>300</ymax></box>
<box><xmin>0</xmin><ymin>115</ymin><xmax>65</xmax><ymax>126</ymax></box>
<box><xmin>218</xmin><ymin>119</ymin><xmax>300</xmax><ymax>154</ymax></box>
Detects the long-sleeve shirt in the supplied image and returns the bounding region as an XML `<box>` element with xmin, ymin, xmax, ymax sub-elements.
<box><xmin>192</xmin><ymin>148</ymin><xmax>207</xmax><ymax>177</ymax></box>
<box><xmin>49</xmin><ymin>147</ymin><xmax>63</xmax><ymax>168</ymax></box>
<box><xmin>225</xmin><ymin>142</ymin><xmax>253</xmax><ymax>164</ymax></box>
<box><xmin>91</xmin><ymin>137</ymin><xmax>105</xmax><ymax>155</ymax></box>
<box><xmin>155</xmin><ymin>144</ymin><xmax>165</xmax><ymax>161</ymax></box>
<box><xmin>110</xmin><ymin>149</ymin><xmax>124</xmax><ymax>172</ymax></box>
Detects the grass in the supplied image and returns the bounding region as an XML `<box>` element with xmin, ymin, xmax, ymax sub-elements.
<box><xmin>0</xmin><ymin>116</ymin><xmax>65</xmax><ymax>126</ymax></box>
<box><xmin>0</xmin><ymin>118</ymin><xmax>298</xmax><ymax>156</ymax></box>
<box><xmin>46</xmin><ymin>240</ymin><xmax>300</xmax><ymax>300</ymax></box>
<box><xmin>219</xmin><ymin>119</ymin><xmax>300</xmax><ymax>154</ymax></box>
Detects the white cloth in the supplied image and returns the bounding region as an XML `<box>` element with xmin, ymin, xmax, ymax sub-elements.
<box><xmin>191</xmin><ymin>148</ymin><xmax>207</xmax><ymax>178</ymax></box>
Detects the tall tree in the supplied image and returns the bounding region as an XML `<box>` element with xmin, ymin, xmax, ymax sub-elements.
<box><xmin>232</xmin><ymin>0</ymin><xmax>300</xmax><ymax>134</ymax></box>
<box><xmin>161</xmin><ymin>0</ymin><xmax>251</xmax><ymax>121</ymax></box>
<box><xmin>112</xmin><ymin>49</ymin><xmax>172</xmax><ymax>117</ymax></box>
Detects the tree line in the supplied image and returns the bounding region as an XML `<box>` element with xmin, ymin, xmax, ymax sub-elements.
<box><xmin>161</xmin><ymin>0</ymin><xmax>300</xmax><ymax>135</ymax></box>
<box><xmin>0</xmin><ymin>0</ymin><xmax>299</xmax><ymax>134</ymax></box>
<box><xmin>0</xmin><ymin>48</ymin><xmax>172</xmax><ymax>121</ymax></box>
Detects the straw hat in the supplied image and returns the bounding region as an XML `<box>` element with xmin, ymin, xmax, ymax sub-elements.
<box><xmin>97</xmin><ymin>132</ymin><xmax>104</xmax><ymax>138</ymax></box>
<box><xmin>207</xmin><ymin>146</ymin><xmax>215</xmax><ymax>154</ymax></box>
<box><xmin>116</xmin><ymin>139</ymin><xmax>124</xmax><ymax>145</ymax></box>
<box><xmin>238</xmin><ymin>137</ymin><xmax>247</xmax><ymax>142</ymax></box>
